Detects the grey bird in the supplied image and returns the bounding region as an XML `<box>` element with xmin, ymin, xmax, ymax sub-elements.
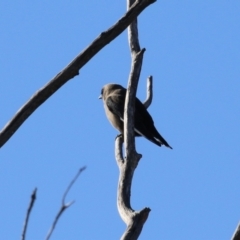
<box><xmin>99</xmin><ymin>83</ymin><xmax>172</xmax><ymax>149</ymax></box>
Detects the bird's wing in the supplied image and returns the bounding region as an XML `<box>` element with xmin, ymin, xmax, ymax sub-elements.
<box><xmin>133</xmin><ymin>98</ymin><xmax>159</xmax><ymax>140</ymax></box>
<box><xmin>105</xmin><ymin>93</ymin><xmax>125</xmax><ymax>120</ymax></box>
<box><xmin>106</xmin><ymin>94</ymin><xmax>156</xmax><ymax>137</ymax></box>
<box><xmin>135</xmin><ymin>98</ymin><xmax>172</xmax><ymax>148</ymax></box>
<box><xmin>135</xmin><ymin>98</ymin><xmax>154</xmax><ymax>129</ymax></box>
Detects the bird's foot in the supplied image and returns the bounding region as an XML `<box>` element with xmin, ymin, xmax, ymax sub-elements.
<box><xmin>115</xmin><ymin>134</ymin><xmax>123</xmax><ymax>141</ymax></box>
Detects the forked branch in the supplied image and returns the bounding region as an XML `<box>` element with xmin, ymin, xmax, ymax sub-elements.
<box><xmin>45</xmin><ymin>166</ymin><xmax>86</xmax><ymax>240</ymax></box>
<box><xmin>114</xmin><ymin>0</ymin><xmax>154</xmax><ymax>239</ymax></box>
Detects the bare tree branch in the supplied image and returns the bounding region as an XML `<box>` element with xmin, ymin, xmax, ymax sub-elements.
<box><xmin>115</xmin><ymin>1</ymin><xmax>152</xmax><ymax>239</ymax></box>
<box><xmin>21</xmin><ymin>188</ymin><xmax>37</xmax><ymax>240</ymax></box>
<box><xmin>0</xmin><ymin>0</ymin><xmax>156</xmax><ymax>149</ymax></box>
<box><xmin>45</xmin><ymin>166</ymin><xmax>86</xmax><ymax>240</ymax></box>
<box><xmin>117</xmin><ymin>48</ymin><xmax>151</xmax><ymax>240</ymax></box>
<box><xmin>143</xmin><ymin>76</ymin><xmax>153</xmax><ymax>109</ymax></box>
<box><xmin>232</xmin><ymin>222</ymin><xmax>240</xmax><ymax>240</ymax></box>
<box><xmin>124</xmin><ymin>49</ymin><xmax>145</xmax><ymax>157</ymax></box>
<box><xmin>127</xmin><ymin>0</ymin><xmax>141</xmax><ymax>54</ymax></box>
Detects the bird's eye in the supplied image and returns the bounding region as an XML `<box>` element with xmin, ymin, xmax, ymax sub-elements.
<box><xmin>101</xmin><ymin>88</ymin><xmax>103</xmax><ymax>95</ymax></box>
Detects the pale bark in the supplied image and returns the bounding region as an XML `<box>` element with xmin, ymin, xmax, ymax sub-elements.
<box><xmin>115</xmin><ymin>1</ymin><xmax>155</xmax><ymax>239</ymax></box>
<box><xmin>143</xmin><ymin>76</ymin><xmax>153</xmax><ymax>109</ymax></box>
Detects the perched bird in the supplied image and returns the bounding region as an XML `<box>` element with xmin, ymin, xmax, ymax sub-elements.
<box><xmin>99</xmin><ymin>83</ymin><xmax>172</xmax><ymax>149</ymax></box>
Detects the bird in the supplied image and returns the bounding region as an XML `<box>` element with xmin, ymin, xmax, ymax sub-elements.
<box><xmin>99</xmin><ymin>83</ymin><xmax>172</xmax><ymax>149</ymax></box>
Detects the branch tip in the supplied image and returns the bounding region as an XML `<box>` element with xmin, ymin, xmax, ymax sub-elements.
<box><xmin>143</xmin><ymin>75</ymin><xmax>153</xmax><ymax>109</ymax></box>
<box><xmin>21</xmin><ymin>188</ymin><xmax>38</xmax><ymax>240</ymax></box>
<box><xmin>139</xmin><ymin>207</ymin><xmax>151</xmax><ymax>224</ymax></box>
<box><xmin>62</xmin><ymin>166</ymin><xmax>86</xmax><ymax>205</ymax></box>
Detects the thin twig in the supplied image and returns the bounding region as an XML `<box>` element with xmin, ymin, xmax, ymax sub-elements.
<box><xmin>45</xmin><ymin>166</ymin><xmax>86</xmax><ymax>240</ymax></box>
<box><xmin>21</xmin><ymin>188</ymin><xmax>37</xmax><ymax>240</ymax></box>
<box><xmin>0</xmin><ymin>0</ymin><xmax>156</xmax><ymax>149</ymax></box>
<box><xmin>62</xmin><ymin>166</ymin><xmax>86</xmax><ymax>206</ymax></box>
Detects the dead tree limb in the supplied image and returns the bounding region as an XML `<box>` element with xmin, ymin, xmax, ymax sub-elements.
<box><xmin>116</xmin><ymin>49</ymin><xmax>151</xmax><ymax>239</ymax></box>
<box><xmin>45</xmin><ymin>166</ymin><xmax>86</xmax><ymax>240</ymax></box>
<box><xmin>0</xmin><ymin>0</ymin><xmax>156</xmax><ymax>149</ymax></box>
<box><xmin>115</xmin><ymin>135</ymin><xmax>150</xmax><ymax>240</ymax></box>
<box><xmin>115</xmin><ymin>1</ymin><xmax>153</xmax><ymax>239</ymax></box>
<box><xmin>21</xmin><ymin>188</ymin><xmax>37</xmax><ymax>240</ymax></box>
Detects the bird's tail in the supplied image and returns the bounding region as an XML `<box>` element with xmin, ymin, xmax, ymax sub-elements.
<box><xmin>154</xmin><ymin>135</ymin><xmax>172</xmax><ymax>149</ymax></box>
<box><xmin>135</xmin><ymin>126</ymin><xmax>172</xmax><ymax>149</ymax></box>
<box><xmin>151</xmin><ymin>126</ymin><xmax>172</xmax><ymax>149</ymax></box>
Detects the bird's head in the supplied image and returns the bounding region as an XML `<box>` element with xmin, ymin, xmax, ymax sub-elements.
<box><xmin>99</xmin><ymin>83</ymin><xmax>125</xmax><ymax>100</ymax></box>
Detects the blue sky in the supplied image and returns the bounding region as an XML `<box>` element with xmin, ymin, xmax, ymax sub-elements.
<box><xmin>0</xmin><ymin>1</ymin><xmax>240</xmax><ymax>239</ymax></box>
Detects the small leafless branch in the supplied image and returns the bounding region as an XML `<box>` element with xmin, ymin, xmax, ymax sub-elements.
<box><xmin>231</xmin><ymin>222</ymin><xmax>240</xmax><ymax>240</ymax></box>
<box><xmin>143</xmin><ymin>76</ymin><xmax>153</xmax><ymax>109</ymax></box>
<box><xmin>0</xmin><ymin>0</ymin><xmax>156</xmax><ymax>149</ymax></box>
<box><xmin>61</xmin><ymin>166</ymin><xmax>86</xmax><ymax>206</ymax></box>
<box><xmin>21</xmin><ymin>188</ymin><xmax>37</xmax><ymax>240</ymax></box>
<box><xmin>45</xmin><ymin>166</ymin><xmax>86</xmax><ymax>240</ymax></box>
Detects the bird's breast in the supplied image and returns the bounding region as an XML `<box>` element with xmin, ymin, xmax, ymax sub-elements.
<box><xmin>104</xmin><ymin>103</ymin><xmax>123</xmax><ymax>133</ymax></box>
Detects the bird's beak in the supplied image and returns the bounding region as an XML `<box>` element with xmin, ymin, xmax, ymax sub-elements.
<box><xmin>98</xmin><ymin>94</ymin><xmax>102</xmax><ymax>99</ymax></box>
